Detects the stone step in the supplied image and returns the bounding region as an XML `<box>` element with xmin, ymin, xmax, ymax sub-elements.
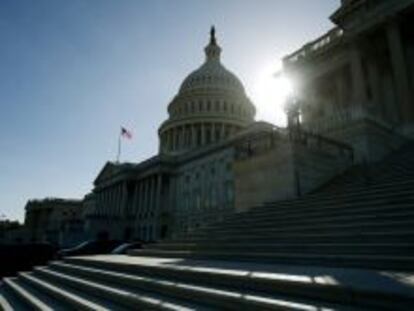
<box><xmin>64</xmin><ymin>256</ymin><xmax>414</xmax><ymax>310</ymax></box>
<box><xmin>324</xmin><ymin>166</ymin><xmax>414</xmax><ymax>188</ymax></box>
<box><xmin>222</xmin><ymin>186</ymin><xmax>414</xmax><ymax>224</ymax></box>
<box><xmin>203</xmin><ymin>208</ymin><xmax>414</xmax><ymax>232</ymax></box>
<box><xmin>0</xmin><ymin>284</ymin><xmax>30</xmax><ymax>311</ymax></box>
<box><xmin>47</xmin><ymin>261</ymin><xmax>355</xmax><ymax>311</ymax></box>
<box><xmin>174</xmin><ymin>230</ymin><xmax>414</xmax><ymax>244</ymax></box>
<box><xmin>189</xmin><ymin>219</ymin><xmax>414</xmax><ymax>239</ymax></box>
<box><xmin>129</xmin><ymin>249</ymin><xmax>414</xmax><ymax>270</ymax></box>
<box><xmin>2</xmin><ymin>277</ymin><xmax>58</xmax><ymax>311</ymax></box>
<box><xmin>19</xmin><ymin>271</ymin><xmax>112</xmax><ymax>310</ymax></box>
<box><xmin>198</xmin><ymin>202</ymin><xmax>414</xmax><ymax>237</ymax></box>
<box><xmin>146</xmin><ymin>242</ymin><xmax>414</xmax><ymax>255</ymax></box>
<box><xmin>285</xmin><ymin>177</ymin><xmax>414</xmax><ymax>200</ymax></box>
<box><xmin>263</xmin><ymin>184</ymin><xmax>414</xmax><ymax>212</ymax></box>
<box><xmin>33</xmin><ymin>266</ymin><xmax>209</xmax><ymax>311</ymax></box>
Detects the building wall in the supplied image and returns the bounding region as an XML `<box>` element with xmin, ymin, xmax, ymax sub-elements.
<box><xmin>233</xmin><ymin>130</ymin><xmax>353</xmax><ymax>212</ymax></box>
<box><xmin>234</xmin><ymin>142</ymin><xmax>295</xmax><ymax>212</ymax></box>
<box><xmin>173</xmin><ymin>146</ymin><xmax>235</xmax><ymax>235</ymax></box>
<box><xmin>24</xmin><ymin>199</ymin><xmax>84</xmax><ymax>247</ymax></box>
<box><xmin>284</xmin><ymin>1</ymin><xmax>414</xmax><ymax>162</ymax></box>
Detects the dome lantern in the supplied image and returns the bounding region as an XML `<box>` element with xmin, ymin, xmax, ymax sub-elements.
<box><xmin>204</xmin><ymin>26</ymin><xmax>221</xmax><ymax>62</ymax></box>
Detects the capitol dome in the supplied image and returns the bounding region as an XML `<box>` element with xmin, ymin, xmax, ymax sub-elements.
<box><xmin>178</xmin><ymin>55</ymin><xmax>245</xmax><ymax>95</ymax></box>
<box><xmin>159</xmin><ymin>27</ymin><xmax>256</xmax><ymax>155</ymax></box>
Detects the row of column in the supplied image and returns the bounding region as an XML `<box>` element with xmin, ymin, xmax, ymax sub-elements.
<box><xmin>95</xmin><ymin>173</ymin><xmax>163</xmax><ymax>241</ymax></box>
<box><xmin>131</xmin><ymin>174</ymin><xmax>162</xmax><ymax>240</ymax></box>
<box><xmin>96</xmin><ymin>183</ymin><xmax>126</xmax><ymax>217</ymax></box>
<box><xmin>161</xmin><ymin>123</ymin><xmax>240</xmax><ymax>152</ymax></box>
<box><xmin>350</xmin><ymin>19</ymin><xmax>412</xmax><ymax>122</ymax></box>
<box><xmin>172</xmin><ymin>100</ymin><xmax>251</xmax><ymax>119</ymax></box>
<box><xmin>306</xmin><ymin>18</ymin><xmax>412</xmax><ymax>129</ymax></box>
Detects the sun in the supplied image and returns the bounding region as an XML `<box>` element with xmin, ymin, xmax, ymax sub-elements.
<box><xmin>252</xmin><ymin>61</ymin><xmax>293</xmax><ymax>127</ymax></box>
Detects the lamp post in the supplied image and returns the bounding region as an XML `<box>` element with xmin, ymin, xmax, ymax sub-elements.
<box><xmin>277</xmin><ymin>73</ymin><xmax>302</xmax><ymax>197</ymax></box>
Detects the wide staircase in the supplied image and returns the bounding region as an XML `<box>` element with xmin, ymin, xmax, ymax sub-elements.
<box><xmin>2</xmin><ymin>143</ymin><xmax>414</xmax><ymax>310</ymax></box>
<box><xmin>132</xmin><ymin>143</ymin><xmax>414</xmax><ymax>270</ymax></box>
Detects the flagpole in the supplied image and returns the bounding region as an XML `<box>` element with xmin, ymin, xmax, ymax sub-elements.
<box><xmin>116</xmin><ymin>130</ymin><xmax>121</xmax><ymax>163</ymax></box>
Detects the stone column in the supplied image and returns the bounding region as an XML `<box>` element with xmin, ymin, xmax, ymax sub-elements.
<box><xmin>335</xmin><ymin>72</ymin><xmax>346</xmax><ymax>110</ymax></box>
<box><xmin>155</xmin><ymin>174</ymin><xmax>162</xmax><ymax>239</ymax></box>
<box><xmin>122</xmin><ymin>182</ymin><xmax>128</xmax><ymax>216</ymax></box>
<box><xmin>105</xmin><ymin>190</ymin><xmax>109</xmax><ymax>216</ymax></box>
<box><xmin>350</xmin><ymin>44</ymin><xmax>368</xmax><ymax>113</ymax></box>
<box><xmin>173</xmin><ymin>129</ymin><xmax>178</xmax><ymax>151</ymax></box>
<box><xmin>191</xmin><ymin>124</ymin><xmax>197</xmax><ymax>147</ymax></box>
<box><xmin>177</xmin><ymin>127</ymin><xmax>182</xmax><ymax>149</ymax></box>
<box><xmin>221</xmin><ymin>123</ymin><xmax>226</xmax><ymax>139</ymax></box>
<box><xmin>179</xmin><ymin>126</ymin><xmax>185</xmax><ymax>149</ymax></box>
<box><xmin>211</xmin><ymin>123</ymin><xmax>216</xmax><ymax>143</ymax></box>
<box><xmin>166</xmin><ymin>131</ymin><xmax>170</xmax><ymax>151</ymax></box>
<box><xmin>367</xmin><ymin>59</ymin><xmax>384</xmax><ymax>117</ymax></box>
<box><xmin>131</xmin><ymin>182</ymin><xmax>139</xmax><ymax>217</ymax></box>
<box><xmin>171</xmin><ymin>130</ymin><xmax>175</xmax><ymax>151</ymax></box>
<box><xmin>386</xmin><ymin>20</ymin><xmax>412</xmax><ymax>122</ymax></box>
<box><xmin>176</xmin><ymin>127</ymin><xmax>181</xmax><ymax>150</ymax></box>
<box><xmin>110</xmin><ymin>185</ymin><xmax>117</xmax><ymax>215</ymax></box>
<box><xmin>138</xmin><ymin>180</ymin><xmax>145</xmax><ymax>219</ymax></box>
<box><xmin>107</xmin><ymin>189</ymin><xmax>111</xmax><ymax>216</ymax></box>
<box><xmin>114</xmin><ymin>185</ymin><xmax>119</xmax><ymax>216</ymax></box>
<box><xmin>201</xmin><ymin>123</ymin><xmax>206</xmax><ymax>145</ymax></box>
<box><xmin>142</xmin><ymin>177</ymin><xmax>149</xmax><ymax>219</ymax></box>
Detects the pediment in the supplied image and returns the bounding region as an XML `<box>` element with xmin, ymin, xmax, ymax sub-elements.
<box><xmin>94</xmin><ymin>162</ymin><xmax>122</xmax><ymax>185</ymax></box>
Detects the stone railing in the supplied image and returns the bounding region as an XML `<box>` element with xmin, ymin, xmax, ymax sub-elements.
<box><xmin>289</xmin><ymin>128</ymin><xmax>354</xmax><ymax>162</ymax></box>
<box><xmin>234</xmin><ymin>127</ymin><xmax>284</xmax><ymax>160</ymax></box>
<box><xmin>284</xmin><ymin>28</ymin><xmax>344</xmax><ymax>64</ymax></box>
<box><xmin>302</xmin><ymin>106</ymin><xmax>391</xmax><ymax>134</ymax></box>
<box><xmin>235</xmin><ymin>126</ymin><xmax>354</xmax><ymax>163</ymax></box>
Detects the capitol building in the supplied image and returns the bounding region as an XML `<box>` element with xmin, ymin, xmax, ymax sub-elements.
<box><xmin>6</xmin><ymin>0</ymin><xmax>414</xmax><ymax>248</ymax></box>
<box><xmin>84</xmin><ymin>28</ymin><xmax>291</xmax><ymax>242</ymax></box>
<box><xmin>3</xmin><ymin>1</ymin><xmax>414</xmax><ymax>309</ymax></box>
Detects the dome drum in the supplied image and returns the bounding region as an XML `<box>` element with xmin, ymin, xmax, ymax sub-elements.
<box><xmin>159</xmin><ymin>121</ymin><xmax>244</xmax><ymax>154</ymax></box>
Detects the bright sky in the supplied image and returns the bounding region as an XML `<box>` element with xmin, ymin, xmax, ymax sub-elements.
<box><xmin>0</xmin><ymin>0</ymin><xmax>339</xmax><ymax>222</ymax></box>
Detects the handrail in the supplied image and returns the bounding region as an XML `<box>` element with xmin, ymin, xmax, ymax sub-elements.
<box><xmin>235</xmin><ymin>127</ymin><xmax>354</xmax><ymax>162</ymax></box>
<box><xmin>284</xmin><ymin>27</ymin><xmax>344</xmax><ymax>64</ymax></box>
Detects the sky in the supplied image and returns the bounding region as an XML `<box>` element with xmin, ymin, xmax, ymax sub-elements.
<box><xmin>0</xmin><ymin>0</ymin><xmax>339</xmax><ymax>222</ymax></box>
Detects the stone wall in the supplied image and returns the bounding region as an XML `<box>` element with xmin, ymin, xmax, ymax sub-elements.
<box><xmin>234</xmin><ymin>143</ymin><xmax>295</xmax><ymax>212</ymax></box>
<box><xmin>233</xmin><ymin>130</ymin><xmax>354</xmax><ymax>211</ymax></box>
<box><xmin>323</xmin><ymin>119</ymin><xmax>406</xmax><ymax>163</ymax></box>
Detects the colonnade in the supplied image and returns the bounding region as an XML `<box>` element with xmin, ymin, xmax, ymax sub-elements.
<box><xmin>96</xmin><ymin>173</ymin><xmax>163</xmax><ymax>241</ymax></box>
<box><xmin>96</xmin><ymin>183</ymin><xmax>126</xmax><ymax>217</ymax></box>
<box><xmin>131</xmin><ymin>173</ymin><xmax>163</xmax><ymax>241</ymax></box>
<box><xmin>160</xmin><ymin>122</ymin><xmax>241</xmax><ymax>153</ymax></box>
<box><xmin>302</xmin><ymin>18</ymin><xmax>413</xmax><ymax>129</ymax></box>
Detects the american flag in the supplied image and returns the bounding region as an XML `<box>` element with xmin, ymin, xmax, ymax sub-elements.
<box><xmin>121</xmin><ymin>127</ymin><xmax>132</xmax><ymax>139</ymax></box>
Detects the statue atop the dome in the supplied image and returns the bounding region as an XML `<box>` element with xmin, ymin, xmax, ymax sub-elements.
<box><xmin>210</xmin><ymin>26</ymin><xmax>217</xmax><ymax>45</ymax></box>
<box><xmin>205</xmin><ymin>25</ymin><xmax>221</xmax><ymax>61</ymax></box>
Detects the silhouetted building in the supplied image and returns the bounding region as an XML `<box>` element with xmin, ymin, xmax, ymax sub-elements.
<box><xmin>24</xmin><ymin>198</ymin><xmax>84</xmax><ymax>247</ymax></box>
<box><xmin>283</xmin><ymin>0</ymin><xmax>414</xmax><ymax>162</ymax></box>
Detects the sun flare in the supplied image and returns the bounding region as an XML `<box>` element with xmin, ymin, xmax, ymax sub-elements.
<box><xmin>253</xmin><ymin>61</ymin><xmax>293</xmax><ymax>127</ymax></box>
